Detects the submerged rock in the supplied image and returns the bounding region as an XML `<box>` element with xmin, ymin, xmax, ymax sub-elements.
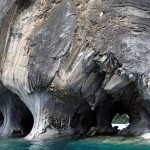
<box><xmin>0</xmin><ymin>0</ymin><xmax>150</xmax><ymax>140</ymax></box>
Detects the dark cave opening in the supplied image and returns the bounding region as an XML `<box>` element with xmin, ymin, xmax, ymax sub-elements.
<box><xmin>0</xmin><ymin>111</ymin><xmax>4</xmax><ymax>127</ymax></box>
<box><xmin>4</xmin><ymin>92</ymin><xmax>35</xmax><ymax>137</ymax></box>
<box><xmin>71</xmin><ymin>100</ymin><xmax>96</xmax><ymax>135</ymax></box>
<box><xmin>21</xmin><ymin>107</ymin><xmax>34</xmax><ymax>136</ymax></box>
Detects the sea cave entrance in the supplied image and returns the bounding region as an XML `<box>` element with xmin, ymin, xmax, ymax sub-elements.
<box><xmin>21</xmin><ymin>106</ymin><xmax>34</xmax><ymax>136</ymax></box>
<box><xmin>0</xmin><ymin>91</ymin><xmax>34</xmax><ymax>137</ymax></box>
<box><xmin>111</xmin><ymin>113</ymin><xmax>130</xmax><ymax>130</ymax></box>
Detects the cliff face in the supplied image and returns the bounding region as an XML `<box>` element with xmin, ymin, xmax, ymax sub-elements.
<box><xmin>0</xmin><ymin>0</ymin><xmax>150</xmax><ymax>140</ymax></box>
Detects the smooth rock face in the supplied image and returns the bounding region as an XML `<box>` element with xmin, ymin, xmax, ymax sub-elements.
<box><xmin>0</xmin><ymin>0</ymin><xmax>150</xmax><ymax>140</ymax></box>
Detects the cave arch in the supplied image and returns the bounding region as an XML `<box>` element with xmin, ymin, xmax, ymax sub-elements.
<box><xmin>0</xmin><ymin>91</ymin><xmax>34</xmax><ymax>137</ymax></box>
<box><xmin>9</xmin><ymin>94</ymin><xmax>34</xmax><ymax>137</ymax></box>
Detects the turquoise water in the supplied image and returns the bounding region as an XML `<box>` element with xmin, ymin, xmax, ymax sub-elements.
<box><xmin>0</xmin><ymin>136</ymin><xmax>150</xmax><ymax>150</ymax></box>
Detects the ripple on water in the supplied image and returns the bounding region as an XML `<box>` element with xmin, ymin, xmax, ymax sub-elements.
<box><xmin>0</xmin><ymin>136</ymin><xmax>150</xmax><ymax>150</ymax></box>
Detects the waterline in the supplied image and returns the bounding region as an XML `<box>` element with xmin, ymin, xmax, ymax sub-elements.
<box><xmin>0</xmin><ymin>135</ymin><xmax>150</xmax><ymax>150</ymax></box>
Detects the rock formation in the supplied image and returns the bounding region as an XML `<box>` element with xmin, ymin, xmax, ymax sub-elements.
<box><xmin>0</xmin><ymin>85</ymin><xmax>33</xmax><ymax>136</ymax></box>
<box><xmin>0</xmin><ymin>0</ymin><xmax>150</xmax><ymax>140</ymax></box>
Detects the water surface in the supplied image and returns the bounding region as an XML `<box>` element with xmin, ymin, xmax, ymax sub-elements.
<box><xmin>0</xmin><ymin>136</ymin><xmax>150</xmax><ymax>150</ymax></box>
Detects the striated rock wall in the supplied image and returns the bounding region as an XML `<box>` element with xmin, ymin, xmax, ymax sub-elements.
<box><xmin>0</xmin><ymin>0</ymin><xmax>150</xmax><ymax>140</ymax></box>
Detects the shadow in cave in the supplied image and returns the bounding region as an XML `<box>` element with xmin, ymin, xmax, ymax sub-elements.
<box><xmin>0</xmin><ymin>110</ymin><xmax>4</xmax><ymax>127</ymax></box>
<box><xmin>21</xmin><ymin>106</ymin><xmax>34</xmax><ymax>136</ymax></box>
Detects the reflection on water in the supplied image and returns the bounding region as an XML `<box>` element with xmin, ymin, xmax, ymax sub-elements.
<box><xmin>0</xmin><ymin>136</ymin><xmax>150</xmax><ymax>150</ymax></box>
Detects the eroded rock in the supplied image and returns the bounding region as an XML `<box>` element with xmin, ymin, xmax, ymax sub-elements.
<box><xmin>0</xmin><ymin>90</ymin><xmax>33</xmax><ymax>137</ymax></box>
<box><xmin>0</xmin><ymin>0</ymin><xmax>150</xmax><ymax>140</ymax></box>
